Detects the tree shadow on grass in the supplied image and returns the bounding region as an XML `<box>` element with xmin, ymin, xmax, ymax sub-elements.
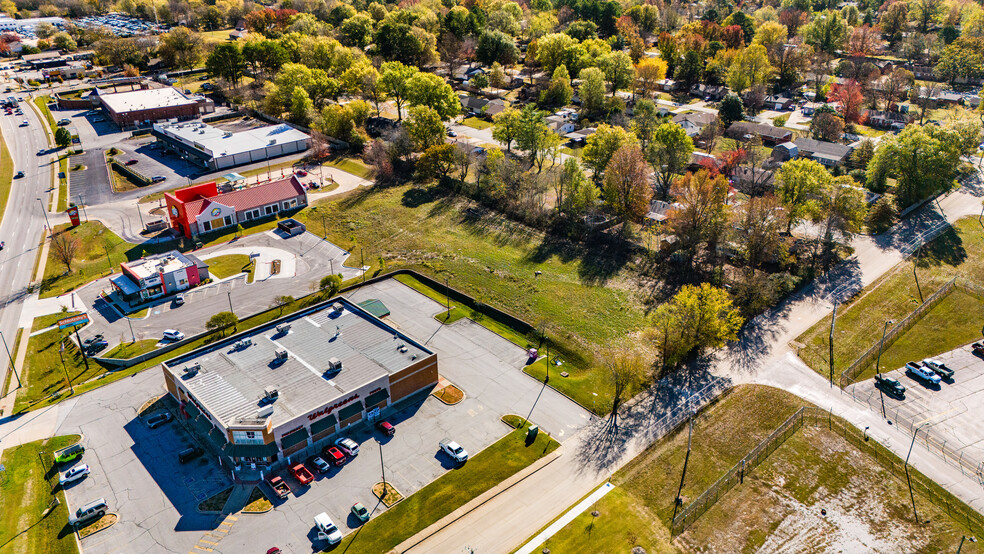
<box><xmin>916</xmin><ymin>227</ymin><xmax>966</xmax><ymax>269</ymax></box>
<box><xmin>523</xmin><ymin>232</ymin><xmax>635</xmax><ymax>286</ymax></box>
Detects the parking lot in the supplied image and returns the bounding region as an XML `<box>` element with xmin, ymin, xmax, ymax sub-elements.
<box><xmin>50</xmin><ymin>276</ymin><xmax>588</xmax><ymax>552</ymax></box>
<box><xmin>850</xmin><ymin>344</ymin><xmax>984</xmax><ymax>465</ymax></box>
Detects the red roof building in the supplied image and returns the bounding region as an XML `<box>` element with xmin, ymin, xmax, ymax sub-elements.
<box><xmin>165</xmin><ymin>176</ymin><xmax>307</xmax><ymax>238</ymax></box>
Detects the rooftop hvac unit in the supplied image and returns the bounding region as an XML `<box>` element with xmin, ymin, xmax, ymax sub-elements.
<box><xmin>268</xmin><ymin>139</ymin><xmax>276</xmax><ymax>145</ymax></box>
<box><xmin>183</xmin><ymin>362</ymin><xmax>201</xmax><ymax>375</ymax></box>
<box><xmin>332</xmin><ymin>303</ymin><xmax>344</xmax><ymax>313</ymax></box>
<box><xmin>263</xmin><ymin>386</ymin><xmax>279</xmax><ymax>400</ymax></box>
<box><xmin>257</xmin><ymin>404</ymin><xmax>274</xmax><ymax>418</ymax></box>
<box><xmin>274</xmin><ymin>349</ymin><xmax>288</xmax><ymax>362</ymax></box>
<box><xmin>327</xmin><ymin>358</ymin><xmax>342</xmax><ymax>371</ymax></box>
<box><xmin>276</xmin><ymin>324</ymin><xmax>291</xmax><ymax>334</ymax></box>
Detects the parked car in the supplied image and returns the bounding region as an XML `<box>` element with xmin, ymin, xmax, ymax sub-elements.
<box><xmin>314</xmin><ymin>512</ymin><xmax>342</xmax><ymax>545</ymax></box>
<box><xmin>295</xmin><ymin>169</ymin><xmax>308</xmax><ymax>177</ymax></box>
<box><xmin>19</xmin><ymin>119</ymin><xmax>27</xmax><ymax>126</ymax></box>
<box><xmin>874</xmin><ymin>374</ymin><xmax>906</xmax><ymax>397</ymax></box>
<box><xmin>69</xmin><ymin>498</ymin><xmax>107</xmax><ymax>527</ymax></box>
<box><xmin>125</xmin><ymin>159</ymin><xmax>138</xmax><ymax>165</ymax></box>
<box><xmin>86</xmin><ymin>339</ymin><xmax>108</xmax><ymax>353</ymax></box>
<box><xmin>439</xmin><ymin>438</ymin><xmax>468</xmax><ymax>463</ymax></box>
<box><xmin>178</xmin><ymin>446</ymin><xmax>204</xmax><ymax>464</ymax></box>
<box><xmin>334</xmin><ymin>437</ymin><xmax>359</xmax><ymax>457</ymax></box>
<box><xmin>268</xmin><ymin>475</ymin><xmax>290</xmax><ymax>498</ymax></box>
<box><xmin>922</xmin><ymin>359</ymin><xmax>954</xmax><ymax>380</ymax></box>
<box><xmin>174</xmin><ymin>294</ymin><xmax>185</xmax><ymax>306</ymax></box>
<box><xmin>291</xmin><ymin>463</ymin><xmax>314</xmax><ymax>486</ymax></box>
<box><xmin>376</xmin><ymin>420</ymin><xmax>395</xmax><ymax>437</ymax></box>
<box><xmin>82</xmin><ymin>334</ymin><xmax>105</xmax><ymax>349</ymax></box>
<box><xmin>151</xmin><ymin>175</ymin><xmax>166</xmax><ymax>183</ymax></box>
<box><xmin>13</xmin><ymin>171</ymin><xmax>23</xmax><ymax>178</ymax></box>
<box><xmin>447</xmin><ymin>129</ymin><xmax>457</xmax><ymax>137</ymax></box>
<box><xmin>308</xmin><ymin>456</ymin><xmax>330</xmax><ymax>473</ymax></box>
<box><xmin>322</xmin><ymin>446</ymin><xmax>346</xmax><ymax>466</ymax></box>
<box><xmin>146</xmin><ymin>412</ymin><xmax>172</xmax><ymax>429</ymax></box>
<box><xmin>57</xmin><ymin>118</ymin><xmax>70</xmax><ymax>126</ymax></box>
<box><xmin>163</xmin><ymin>329</ymin><xmax>184</xmax><ymax>341</ymax></box>
<box><xmin>974</xmin><ymin>342</ymin><xmax>984</xmax><ymax>356</ymax></box>
<box><xmin>351</xmin><ymin>502</ymin><xmax>370</xmax><ymax>523</ymax></box>
<box><xmin>59</xmin><ymin>463</ymin><xmax>90</xmax><ymax>485</ymax></box>
<box><xmin>37</xmin><ymin>148</ymin><xmax>45</xmax><ymax>156</ymax></box>
<box><xmin>905</xmin><ymin>361</ymin><xmax>941</xmax><ymax>385</ymax></box>
<box><xmin>54</xmin><ymin>443</ymin><xmax>84</xmax><ymax>464</ymax></box>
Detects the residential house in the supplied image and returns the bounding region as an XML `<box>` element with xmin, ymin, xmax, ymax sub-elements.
<box><xmin>459</xmin><ymin>94</ymin><xmax>489</xmax><ymax>116</ymax></box>
<box><xmin>645</xmin><ymin>200</ymin><xmax>676</xmax><ymax>225</ymax></box>
<box><xmin>726</xmin><ymin>122</ymin><xmax>793</xmax><ymax>145</ymax></box>
<box><xmin>672</xmin><ymin>111</ymin><xmax>716</xmax><ymax>137</ymax></box>
<box><xmin>656</xmin><ymin>79</ymin><xmax>681</xmax><ymax>92</ymax></box>
<box><xmin>865</xmin><ymin>109</ymin><xmax>909</xmax><ymax>130</ymax></box>
<box><xmin>546</xmin><ymin>115</ymin><xmax>576</xmax><ymax>134</ymax></box>
<box><xmin>730</xmin><ymin>166</ymin><xmax>775</xmax><ymax>194</ymax></box>
<box><xmin>772</xmin><ymin>142</ymin><xmax>798</xmax><ymax>162</ymax></box>
<box><xmin>687</xmin><ymin>152</ymin><xmax>722</xmax><ymax>172</ymax></box>
<box><xmin>794</xmin><ymin>138</ymin><xmax>854</xmax><ymax>167</ymax></box>
<box><xmin>690</xmin><ymin>84</ymin><xmax>728</xmax><ymax>101</ymax></box>
<box><xmin>564</xmin><ymin>127</ymin><xmax>596</xmax><ymax>144</ymax></box>
<box><xmin>764</xmin><ymin>95</ymin><xmax>795</xmax><ymax>111</ymax></box>
<box><xmin>485</xmin><ymin>98</ymin><xmax>508</xmax><ymax>117</ymax></box>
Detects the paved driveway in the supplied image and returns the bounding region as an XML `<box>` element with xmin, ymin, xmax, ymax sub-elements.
<box><xmin>76</xmin><ymin>231</ymin><xmax>361</xmax><ymax>349</ymax></box>
<box><xmin>848</xmin><ymin>344</ymin><xmax>984</xmax><ymax>465</ymax></box>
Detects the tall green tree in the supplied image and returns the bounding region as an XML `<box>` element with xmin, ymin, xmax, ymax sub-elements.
<box><xmin>649</xmin><ymin>283</ymin><xmax>744</xmax><ymax>369</ymax></box>
<box><xmin>492</xmin><ymin>108</ymin><xmax>522</xmax><ymax>152</ymax></box>
<box><xmin>379</xmin><ymin>62</ymin><xmax>419</xmax><ymax>121</ymax></box>
<box><xmin>775</xmin><ymin>159</ymin><xmax>832</xmax><ymax>232</ymax></box>
<box><xmin>405</xmin><ymin>105</ymin><xmax>446</xmax><ymax>151</ymax></box>
<box><xmin>514</xmin><ymin>104</ymin><xmax>561</xmax><ymax>172</ymax></box>
<box><xmin>866</xmin><ymin>125</ymin><xmax>962</xmax><ymax>207</ymax></box>
<box><xmin>406</xmin><ymin>72</ymin><xmax>460</xmax><ymax>120</ymax></box>
<box><xmin>582</xmin><ymin>123</ymin><xmax>638</xmax><ymax>180</ymax></box>
<box><xmin>578</xmin><ymin>67</ymin><xmax>606</xmax><ymax>115</ymax></box>
<box><xmin>647</xmin><ymin>123</ymin><xmax>694</xmax><ymax>200</ymax></box>
<box><xmin>803</xmin><ymin>10</ymin><xmax>848</xmax><ymax>55</ymax></box>
<box><xmin>206</xmin><ymin>42</ymin><xmax>245</xmax><ymax>85</ymax></box>
<box><xmin>601</xmin><ymin>50</ymin><xmax>636</xmax><ymax>96</ymax></box>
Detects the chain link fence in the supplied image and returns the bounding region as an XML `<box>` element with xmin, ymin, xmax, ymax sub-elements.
<box><xmin>838</xmin><ymin>277</ymin><xmax>956</xmax><ymax>388</ymax></box>
<box><xmin>671</xmin><ymin>406</ymin><xmax>984</xmax><ymax>536</ymax></box>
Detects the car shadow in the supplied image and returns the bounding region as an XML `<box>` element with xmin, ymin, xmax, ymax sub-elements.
<box><xmin>904</xmin><ymin>373</ymin><xmax>942</xmax><ymax>390</ymax></box>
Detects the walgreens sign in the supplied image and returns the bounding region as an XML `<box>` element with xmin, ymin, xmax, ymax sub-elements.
<box><xmin>307</xmin><ymin>394</ymin><xmax>360</xmax><ymax>421</ymax></box>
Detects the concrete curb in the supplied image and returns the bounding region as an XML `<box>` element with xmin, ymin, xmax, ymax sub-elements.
<box><xmin>393</xmin><ymin>447</ymin><xmax>563</xmax><ymax>553</ymax></box>
<box><xmin>75</xmin><ymin>512</ymin><xmax>119</xmax><ymax>540</ymax></box>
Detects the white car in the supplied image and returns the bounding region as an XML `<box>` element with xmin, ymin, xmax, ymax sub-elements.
<box><xmin>439</xmin><ymin>439</ymin><xmax>468</xmax><ymax>463</ymax></box>
<box><xmin>163</xmin><ymin>329</ymin><xmax>184</xmax><ymax>341</ymax></box>
<box><xmin>20</xmin><ymin>119</ymin><xmax>28</xmax><ymax>126</ymax></box>
<box><xmin>334</xmin><ymin>437</ymin><xmax>359</xmax><ymax>457</ymax></box>
<box><xmin>59</xmin><ymin>464</ymin><xmax>90</xmax><ymax>485</ymax></box>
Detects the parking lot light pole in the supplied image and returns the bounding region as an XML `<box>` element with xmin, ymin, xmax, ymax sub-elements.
<box><xmin>36</xmin><ymin>197</ymin><xmax>50</xmax><ymax>232</ymax></box>
<box><xmin>876</xmin><ymin>319</ymin><xmax>894</xmax><ymax>375</ymax></box>
<box><xmin>905</xmin><ymin>423</ymin><xmax>929</xmax><ymax>524</ymax></box>
<box><xmin>377</xmin><ymin>438</ymin><xmax>386</xmax><ymax>499</ymax></box>
<box><xmin>0</xmin><ymin>330</ymin><xmax>21</xmax><ymax>388</ymax></box>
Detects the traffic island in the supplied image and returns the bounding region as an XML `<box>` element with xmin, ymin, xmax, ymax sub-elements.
<box><xmin>372</xmin><ymin>482</ymin><xmax>404</xmax><ymax>507</ymax></box>
<box><xmin>77</xmin><ymin>513</ymin><xmax>118</xmax><ymax>539</ymax></box>
<box><xmin>241</xmin><ymin>487</ymin><xmax>273</xmax><ymax>514</ymax></box>
<box><xmin>197</xmin><ymin>487</ymin><xmax>233</xmax><ymax>514</ymax></box>
<box><xmin>431</xmin><ymin>378</ymin><xmax>464</xmax><ymax>405</ymax></box>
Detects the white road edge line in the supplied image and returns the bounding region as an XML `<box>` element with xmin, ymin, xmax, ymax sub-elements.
<box><xmin>514</xmin><ymin>481</ymin><xmax>615</xmax><ymax>554</ymax></box>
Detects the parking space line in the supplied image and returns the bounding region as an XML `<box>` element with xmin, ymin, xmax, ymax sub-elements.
<box><xmin>193</xmin><ymin>546</ymin><xmax>213</xmax><ymax>552</ymax></box>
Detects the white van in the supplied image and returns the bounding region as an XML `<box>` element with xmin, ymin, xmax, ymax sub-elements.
<box><xmin>314</xmin><ymin>512</ymin><xmax>342</xmax><ymax>544</ymax></box>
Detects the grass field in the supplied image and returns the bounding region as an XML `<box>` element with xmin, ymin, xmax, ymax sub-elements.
<box><xmin>325</xmin><ymin>156</ymin><xmax>372</xmax><ymax>179</ymax></box>
<box><xmin>540</xmin><ymin>385</ymin><xmax>983</xmax><ymax>553</ymax></box>
<box><xmin>33</xmin><ymin>95</ymin><xmax>57</xmax><ymax>134</ymax></box>
<box><xmin>0</xmin><ymin>435</ymin><xmax>81</xmax><ymax>554</ymax></box>
<box><xmin>0</xmin><ymin>126</ymin><xmax>13</xmax><ymax>228</ymax></box>
<box><xmin>461</xmin><ymin>116</ymin><xmax>493</xmax><ymax>130</ymax></box>
<box><xmin>32</xmin><ymin>310</ymin><xmax>81</xmax><ymax>332</ymax></box>
<box><xmin>205</xmin><ymin>254</ymin><xmax>251</xmax><ymax>279</ymax></box>
<box><xmin>796</xmin><ymin>217</ymin><xmax>984</xmax><ymax>382</ymax></box>
<box><xmin>337</xmin><ymin>423</ymin><xmax>559</xmax><ymax>552</ymax></box>
<box><xmin>201</xmin><ymin>28</ymin><xmax>234</xmax><ymax>42</ymax></box>
<box><xmin>104</xmin><ymin>339</ymin><xmax>158</xmax><ymax>359</ymax></box>
<box><xmin>39</xmin><ymin>221</ymin><xmax>140</xmax><ymax>299</ymax></box>
<box><xmin>15</xmin><ymin>314</ymin><xmax>95</xmax><ymax>412</ymax></box>
<box><xmin>299</xmin><ymin>185</ymin><xmax>649</xmax><ymax>411</ymax></box>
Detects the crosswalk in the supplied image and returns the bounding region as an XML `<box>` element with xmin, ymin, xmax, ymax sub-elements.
<box><xmin>190</xmin><ymin>514</ymin><xmax>238</xmax><ymax>553</ymax></box>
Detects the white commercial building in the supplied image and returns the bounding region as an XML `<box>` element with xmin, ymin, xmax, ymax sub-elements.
<box><xmin>152</xmin><ymin>122</ymin><xmax>310</xmax><ymax>171</ymax></box>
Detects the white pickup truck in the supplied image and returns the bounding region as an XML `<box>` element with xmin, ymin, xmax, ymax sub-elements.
<box><xmin>439</xmin><ymin>438</ymin><xmax>468</xmax><ymax>463</ymax></box>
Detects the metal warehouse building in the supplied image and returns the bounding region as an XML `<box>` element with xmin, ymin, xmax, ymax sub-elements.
<box><xmin>151</xmin><ymin>121</ymin><xmax>310</xmax><ymax>171</ymax></box>
<box><xmin>161</xmin><ymin>298</ymin><xmax>438</xmax><ymax>469</ymax></box>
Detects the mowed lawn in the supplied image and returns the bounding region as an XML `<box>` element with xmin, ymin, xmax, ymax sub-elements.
<box><xmin>337</xmin><ymin>424</ymin><xmax>559</xmax><ymax>552</ymax></box>
<box><xmin>205</xmin><ymin>254</ymin><xmax>251</xmax><ymax>280</ymax></box>
<box><xmin>541</xmin><ymin>385</ymin><xmax>983</xmax><ymax>553</ymax></box>
<box><xmin>15</xmin><ymin>314</ymin><xmax>94</xmax><ymax>412</ymax></box>
<box><xmin>797</xmin><ymin>217</ymin><xmax>984</xmax><ymax>381</ymax></box>
<box><xmin>40</xmin><ymin>221</ymin><xmax>173</xmax><ymax>299</ymax></box>
<box><xmin>0</xmin><ymin>435</ymin><xmax>82</xmax><ymax>554</ymax></box>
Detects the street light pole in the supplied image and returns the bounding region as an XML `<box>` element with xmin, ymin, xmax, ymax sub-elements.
<box><xmin>876</xmin><ymin>319</ymin><xmax>894</xmax><ymax>419</ymax></box>
<box><xmin>378</xmin><ymin>438</ymin><xmax>387</xmax><ymax>499</ymax></box>
<box><xmin>0</xmin><ymin>330</ymin><xmax>21</xmax><ymax>388</ymax></box>
<box><xmin>126</xmin><ymin>316</ymin><xmax>135</xmax><ymax>343</ymax></box>
<box><xmin>905</xmin><ymin>424</ymin><xmax>927</xmax><ymax>524</ymax></box>
<box><xmin>227</xmin><ymin>291</ymin><xmax>235</xmax><ymax>316</ymax></box>
<box><xmin>36</xmin><ymin>197</ymin><xmax>51</xmax><ymax>232</ymax></box>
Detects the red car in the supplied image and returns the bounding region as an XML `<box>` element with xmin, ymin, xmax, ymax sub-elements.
<box><xmin>376</xmin><ymin>420</ymin><xmax>395</xmax><ymax>437</ymax></box>
<box><xmin>322</xmin><ymin>446</ymin><xmax>346</xmax><ymax>466</ymax></box>
<box><xmin>290</xmin><ymin>463</ymin><xmax>314</xmax><ymax>485</ymax></box>
<box><xmin>295</xmin><ymin>169</ymin><xmax>308</xmax><ymax>177</ymax></box>
<box><xmin>125</xmin><ymin>159</ymin><xmax>138</xmax><ymax>165</ymax></box>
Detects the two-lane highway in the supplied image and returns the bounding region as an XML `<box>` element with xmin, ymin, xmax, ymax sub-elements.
<box><xmin>0</xmin><ymin>92</ymin><xmax>59</xmax><ymax>404</ymax></box>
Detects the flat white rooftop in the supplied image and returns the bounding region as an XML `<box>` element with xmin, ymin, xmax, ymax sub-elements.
<box><xmin>155</xmin><ymin>122</ymin><xmax>310</xmax><ymax>158</ymax></box>
<box><xmin>100</xmin><ymin>87</ymin><xmax>196</xmax><ymax>113</ymax></box>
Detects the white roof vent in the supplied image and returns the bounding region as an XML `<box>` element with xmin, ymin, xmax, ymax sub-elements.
<box><xmin>327</xmin><ymin>357</ymin><xmax>342</xmax><ymax>371</ymax></box>
<box><xmin>257</xmin><ymin>404</ymin><xmax>274</xmax><ymax>418</ymax></box>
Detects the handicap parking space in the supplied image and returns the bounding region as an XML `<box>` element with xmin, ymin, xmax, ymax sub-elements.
<box><xmin>851</xmin><ymin>344</ymin><xmax>984</xmax><ymax>462</ymax></box>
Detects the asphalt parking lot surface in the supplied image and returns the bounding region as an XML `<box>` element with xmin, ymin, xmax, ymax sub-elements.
<box><xmin>849</xmin><ymin>344</ymin><xmax>984</xmax><ymax>464</ymax></box>
<box><xmin>76</xmin><ymin>230</ymin><xmax>361</xmax><ymax>349</ymax></box>
<box><xmin>50</xmin><ymin>276</ymin><xmax>588</xmax><ymax>553</ymax></box>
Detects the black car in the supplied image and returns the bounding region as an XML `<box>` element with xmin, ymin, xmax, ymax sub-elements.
<box><xmin>81</xmin><ymin>334</ymin><xmax>105</xmax><ymax>348</ymax></box>
<box><xmin>178</xmin><ymin>447</ymin><xmax>204</xmax><ymax>463</ymax></box>
<box><xmin>874</xmin><ymin>374</ymin><xmax>906</xmax><ymax>397</ymax></box>
<box><xmin>86</xmin><ymin>339</ymin><xmax>108</xmax><ymax>353</ymax></box>
<box><xmin>146</xmin><ymin>412</ymin><xmax>172</xmax><ymax>429</ymax></box>
<box><xmin>13</xmin><ymin>171</ymin><xmax>23</xmax><ymax>178</ymax></box>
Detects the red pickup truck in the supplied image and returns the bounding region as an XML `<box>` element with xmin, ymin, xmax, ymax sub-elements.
<box><xmin>268</xmin><ymin>475</ymin><xmax>291</xmax><ymax>498</ymax></box>
<box><xmin>291</xmin><ymin>463</ymin><xmax>314</xmax><ymax>486</ymax></box>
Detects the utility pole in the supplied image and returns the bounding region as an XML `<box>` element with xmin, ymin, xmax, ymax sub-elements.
<box><xmin>36</xmin><ymin>197</ymin><xmax>50</xmax><ymax>232</ymax></box>
<box><xmin>77</xmin><ymin>194</ymin><xmax>88</xmax><ymax>221</ymax></box>
<box><xmin>913</xmin><ymin>244</ymin><xmax>923</xmax><ymax>303</ymax></box>
<box><xmin>905</xmin><ymin>425</ymin><xmax>925</xmax><ymax>524</ymax></box>
<box><xmin>126</xmin><ymin>316</ymin><xmax>135</xmax><ymax>343</ymax></box>
<box><xmin>828</xmin><ymin>302</ymin><xmax>837</xmax><ymax>387</ymax></box>
<box><xmin>361</xmin><ymin>248</ymin><xmax>365</xmax><ymax>282</ymax></box>
<box><xmin>876</xmin><ymin>319</ymin><xmax>894</xmax><ymax>419</ymax></box>
<box><xmin>136</xmin><ymin>205</ymin><xmax>144</xmax><ymax>230</ymax></box>
<box><xmin>38</xmin><ymin>451</ymin><xmax>54</xmax><ymax>494</ymax></box>
<box><xmin>378</xmin><ymin>438</ymin><xmax>387</xmax><ymax>499</ymax></box>
<box><xmin>227</xmin><ymin>291</ymin><xmax>235</xmax><ymax>316</ymax></box>
<box><xmin>0</xmin><ymin>330</ymin><xmax>21</xmax><ymax>388</ymax></box>
<box><xmin>672</xmin><ymin>414</ymin><xmax>694</xmax><ymax>521</ymax></box>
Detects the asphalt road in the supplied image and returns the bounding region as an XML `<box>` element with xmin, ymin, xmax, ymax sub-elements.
<box><xmin>0</xmin><ymin>92</ymin><xmax>53</xmax><ymax>403</ymax></box>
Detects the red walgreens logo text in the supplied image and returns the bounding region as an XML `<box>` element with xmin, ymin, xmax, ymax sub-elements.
<box><xmin>307</xmin><ymin>394</ymin><xmax>360</xmax><ymax>421</ymax></box>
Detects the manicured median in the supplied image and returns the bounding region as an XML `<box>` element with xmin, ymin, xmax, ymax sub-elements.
<box><xmin>336</xmin><ymin>425</ymin><xmax>559</xmax><ymax>552</ymax></box>
<box><xmin>0</xmin><ymin>435</ymin><xmax>81</xmax><ymax>554</ymax></box>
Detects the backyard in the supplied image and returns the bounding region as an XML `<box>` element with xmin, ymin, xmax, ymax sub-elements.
<box><xmin>796</xmin><ymin>217</ymin><xmax>984</xmax><ymax>382</ymax></box>
<box><xmin>539</xmin><ymin>385</ymin><xmax>983</xmax><ymax>553</ymax></box>
<box><xmin>0</xmin><ymin>435</ymin><xmax>81</xmax><ymax>554</ymax></box>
